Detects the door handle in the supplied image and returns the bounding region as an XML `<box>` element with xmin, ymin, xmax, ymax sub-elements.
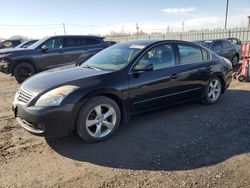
<box><xmin>170</xmin><ymin>73</ymin><xmax>178</xmax><ymax>79</ymax></box>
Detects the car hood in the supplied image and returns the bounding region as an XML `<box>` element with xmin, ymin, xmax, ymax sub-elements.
<box><xmin>21</xmin><ymin>66</ymin><xmax>109</xmax><ymax>94</ymax></box>
<box><xmin>0</xmin><ymin>47</ymin><xmax>32</xmax><ymax>54</ymax></box>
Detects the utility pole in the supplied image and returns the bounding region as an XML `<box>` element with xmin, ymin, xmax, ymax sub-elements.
<box><xmin>182</xmin><ymin>22</ymin><xmax>185</xmax><ymax>33</ymax></box>
<box><xmin>167</xmin><ymin>25</ymin><xmax>170</xmax><ymax>33</ymax></box>
<box><xmin>165</xmin><ymin>25</ymin><xmax>170</xmax><ymax>39</ymax></box>
<box><xmin>136</xmin><ymin>23</ymin><xmax>139</xmax><ymax>39</ymax></box>
<box><xmin>62</xmin><ymin>23</ymin><xmax>66</xmax><ymax>35</ymax></box>
<box><xmin>224</xmin><ymin>0</ymin><xmax>229</xmax><ymax>29</ymax></box>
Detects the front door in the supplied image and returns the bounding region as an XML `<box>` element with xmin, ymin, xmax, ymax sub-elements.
<box><xmin>35</xmin><ymin>37</ymin><xmax>70</xmax><ymax>70</ymax></box>
<box><xmin>128</xmin><ymin>43</ymin><xmax>181</xmax><ymax>113</ymax></box>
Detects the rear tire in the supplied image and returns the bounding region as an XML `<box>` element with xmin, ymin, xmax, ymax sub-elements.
<box><xmin>76</xmin><ymin>96</ymin><xmax>121</xmax><ymax>143</ymax></box>
<box><xmin>202</xmin><ymin>77</ymin><xmax>222</xmax><ymax>104</ymax></box>
<box><xmin>13</xmin><ymin>62</ymin><xmax>36</xmax><ymax>83</ymax></box>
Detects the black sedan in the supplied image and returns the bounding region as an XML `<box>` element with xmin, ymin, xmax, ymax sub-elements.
<box><xmin>13</xmin><ymin>40</ymin><xmax>233</xmax><ymax>143</ymax></box>
<box><xmin>194</xmin><ymin>39</ymin><xmax>240</xmax><ymax>66</ymax></box>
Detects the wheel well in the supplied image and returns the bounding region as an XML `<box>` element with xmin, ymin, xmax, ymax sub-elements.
<box><xmin>214</xmin><ymin>75</ymin><xmax>226</xmax><ymax>93</ymax></box>
<box><xmin>11</xmin><ymin>60</ymin><xmax>37</xmax><ymax>75</ymax></box>
<box><xmin>232</xmin><ymin>53</ymin><xmax>239</xmax><ymax>60</ymax></box>
<box><xmin>100</xmin><ymin>93</ymin><xmax>130</xmax><ymax>123</ymax></box>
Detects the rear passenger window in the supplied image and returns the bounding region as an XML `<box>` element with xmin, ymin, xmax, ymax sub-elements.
<box><xmin>202</xmin><ymin>49</ymin><xmax>210</xmax><ymax>61</ymax></box>
<box><xmin>178</xmin><ymin>44</ymin><xmax>203</xmax><ymax>64</ymax></box>
<box><xmin>85</xmin><ymin>38</ymin><xmax>100</xmax><ymax>45</ymax></box>
<box><xmin>64</xmin><ymin>38</ymin><xmax>78</xmax><ymax>47</ymax></box>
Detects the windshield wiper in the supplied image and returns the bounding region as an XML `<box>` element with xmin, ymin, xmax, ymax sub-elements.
<box><xmin>82</xmin><ymin>65</ymin><xmax>101</xmax><ymax>71</ymax></box>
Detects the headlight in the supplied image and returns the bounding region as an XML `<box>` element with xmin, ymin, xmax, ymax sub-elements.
<box><xmin>35</xmin><ymin>85</ymin><xmax>79</xmax><ymax>107</ymax></box>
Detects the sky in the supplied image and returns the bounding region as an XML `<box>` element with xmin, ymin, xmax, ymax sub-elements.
<box><xmin>0</xmin><ymin>0</ymin><xmax>249</xmax><ymax>39</ymax></box>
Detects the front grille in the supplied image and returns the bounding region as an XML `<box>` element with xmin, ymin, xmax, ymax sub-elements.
<box><xmin>18</xmin><ymin>88</ymin><xmax>33</xmax><ymax>104</ymax></box>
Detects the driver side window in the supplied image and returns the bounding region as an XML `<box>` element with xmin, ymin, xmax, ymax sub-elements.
<box><xmin>42</xmin><ymin>38</ymin><xmax>63</xmax><ymax>49</ymax></box>
<box><xmin>137</xmin><ymin>44</ymin><xmax>175</xmax><ymax>70</ymax></box>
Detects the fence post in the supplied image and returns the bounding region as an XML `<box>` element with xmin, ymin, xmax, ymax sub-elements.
<box><xmin>228</xmin><ymin>30</ymin><xmax>231</xmax><ymax>38</ymax></box>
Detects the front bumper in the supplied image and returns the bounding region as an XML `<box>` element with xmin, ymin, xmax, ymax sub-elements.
<box><xmin>12</xmin><ymin>103</ymin><xmax>77</xmax><ymax>137</ymax></box>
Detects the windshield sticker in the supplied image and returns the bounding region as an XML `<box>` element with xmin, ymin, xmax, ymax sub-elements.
<box><xmin>129</xmin><ymin>45</ymin><xmax>145</xmax><ymax>49</ymax></box>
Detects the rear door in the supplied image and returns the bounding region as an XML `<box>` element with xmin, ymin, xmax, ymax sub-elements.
<box><xmin>62</xmin><ymin>37</ymin><xmax>106</xmax><ymax>65</ymax></box>
<box><xmin>221</xmin><ymin>40</ymin><xmax>235</xmax><ymax>60</ymax></box>
<box><xmin>174</xmin><ymin>43</ymin><xmax>211</xmax><ymax>100</ymax></box>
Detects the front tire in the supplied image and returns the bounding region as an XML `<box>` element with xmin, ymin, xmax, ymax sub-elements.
<box><xmin>203</xmin><ymin>77</ymin><xmax>222</xmax><ymax>104</ymax></box>
<box><xmin>76</xmin><ymin>96</ymin><xmax>121</xmax><ymax>143</ymax></box>
<box><xmin>13</xmin><ymin>62</ymin><xmax>36</xmax><ymax>83</ymax></box>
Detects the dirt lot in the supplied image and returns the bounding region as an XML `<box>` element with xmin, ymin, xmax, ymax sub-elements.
<box><xmin>0</xmin><ymin>72</ymin><xmax>250</xmax><ymax>188</ymax></box>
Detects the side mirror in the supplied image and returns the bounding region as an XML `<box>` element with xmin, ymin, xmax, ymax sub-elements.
<box><xmin>134</xmin><ymin>62</ymin><xmax>153</xmax><ymax>72</ymax></box>
<box><xmin>41</xmin><ymin>45</ymin><xmax>48</xmax><ymax>52</ymax></box>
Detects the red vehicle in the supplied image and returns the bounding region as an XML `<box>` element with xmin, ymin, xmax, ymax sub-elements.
<box><xmin>233</xmin><ymin>42</ymin><xmax>250</xmax><ymax>82</ymax></box>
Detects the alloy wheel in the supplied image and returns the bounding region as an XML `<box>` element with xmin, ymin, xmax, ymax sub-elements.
<box><xmin>18</xmin><ymin>67</ymin><xmax>32</xmax><ymax>78</ymax></box>
<box><xmin>207</xmin><ymin>79</ymin><xmax>221</xmax><ymax>102</ymax></box>
<box><xmin>86</xmin><ymin>104</ymin><xmax>117</xmax><ymax>138</ymax></box>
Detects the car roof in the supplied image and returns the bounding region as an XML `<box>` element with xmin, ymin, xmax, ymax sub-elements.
<box><xmin>51</xmin><ymin>35</ymin><xmax>105</xmax><ymax>39</ymax></box>
<box><xmin>120</xmin><ymin>39</ymin><xmax>200</xmax><ymax>47</ymax></box>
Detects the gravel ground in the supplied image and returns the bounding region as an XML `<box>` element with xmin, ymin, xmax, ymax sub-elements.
<box><xmin>0</xmin><ymin>72</ymin><xmax>250</xmax><ymax>188</ymax></box>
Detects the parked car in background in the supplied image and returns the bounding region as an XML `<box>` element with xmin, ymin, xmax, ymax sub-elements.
<box><xmin>105</xmin><ymin>40</ymin><xmax>117</xmax><ymax>46</ymax></box>
<box><xmin>0</xmin><ymin>35</ymin><xmax>109</xmax><ymax>83</ymax></box>
<box><xmin>194</xmin><ymin>39</ymin><xmax>240</xmax><ymax>66</ymax></box>
<box><xmin>0</xmin><ymin>39</ymin><xmax>22</xmax><ymax>49</ymax></box>
<box><xmin>225</xmin><ymin>37</ymin><xmax>242</xmax><ymax>46</ymax></box>
<box><xmin>75</xmin><ymin>48</ymin><xmax>104</xmax><ymax>66</ymax></box>
<box><xmin>15</xmin><ymin>40</ymin><xmax>38</xmax><ymax>48</ymax></box>
<box><xmin>13</xmin><ymin>40</ymin><xmax>233</xmax><ymax>143</ymax></box>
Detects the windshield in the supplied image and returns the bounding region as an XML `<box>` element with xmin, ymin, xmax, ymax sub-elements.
<box><xmin>195</xmin><ymin>41</ymin><xmax>212</xmax><ymax>48</ymax></box>
<box><xmin>27</xmin><ymin>37</ymin><xmax>50</xmax><ymax>49</ymax></box>
<box><xmin>82</xmin><ymin>43</ymin><xmax>144</xmax><ymax>71</ymax></box>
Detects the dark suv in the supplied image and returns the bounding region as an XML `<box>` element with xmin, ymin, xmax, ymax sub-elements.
<box><xmin>194</xmin><ymin>39</ymin><xmax>240</xmax><ymax>66</ymax></box>
<box><xmin>0</xmin><ymin>35</ymin><xmax>109</xmax><ymax>82</ymax></box>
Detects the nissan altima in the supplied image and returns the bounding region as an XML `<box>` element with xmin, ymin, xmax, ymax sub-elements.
<box><xmin>12</xmin><ymin>40</ymin><xmax>233</xmax><ymax>143</ymax></box>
